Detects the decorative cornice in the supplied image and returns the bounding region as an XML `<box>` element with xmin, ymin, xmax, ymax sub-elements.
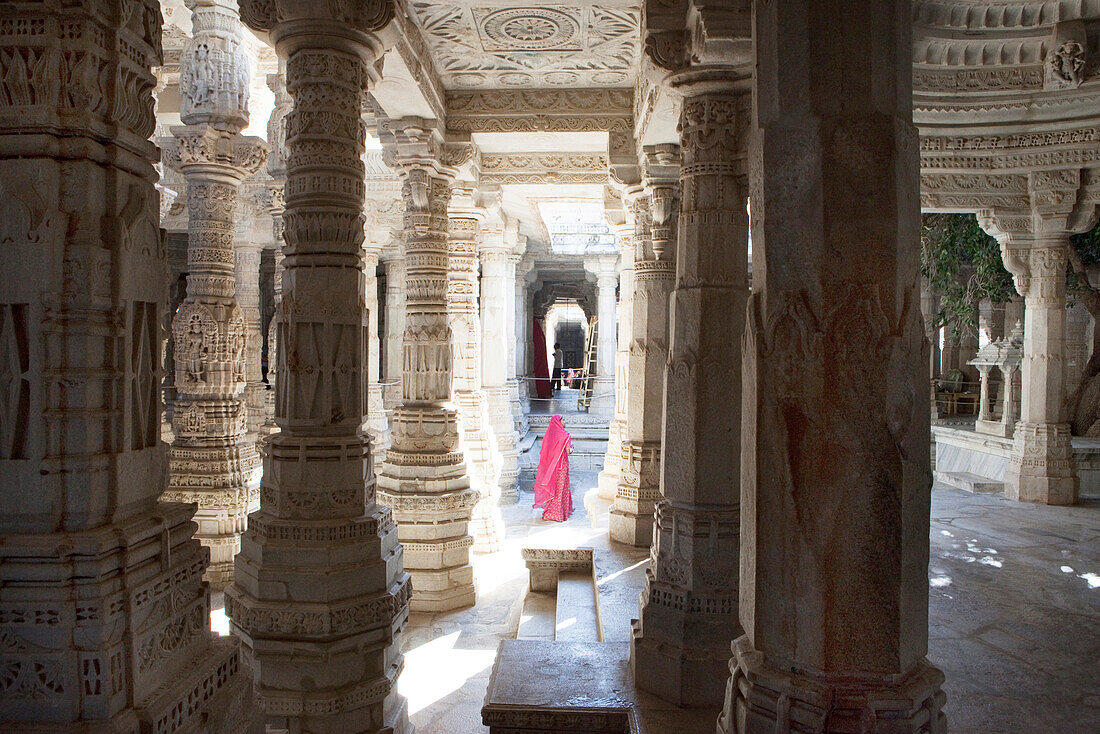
<box><xmin>445</xmin><ymin>89</ymin><xmax>632</xmax><ymax>133</ymax></box>
<box><xmin>479</xmin><ymin>153</ymin><xmax>610</xmax><ymax>186</ymax></box>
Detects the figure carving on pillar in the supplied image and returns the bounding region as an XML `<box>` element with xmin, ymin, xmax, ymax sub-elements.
<box><xmin>162</xmin><ymin>0</ymin><xmax>268</xmax><ymax>588</ymax></box>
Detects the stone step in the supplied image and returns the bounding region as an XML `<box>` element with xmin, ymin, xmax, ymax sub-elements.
<box><xmin>937</xmin><ymin>470</ymin><xmax>1004</xmax><ymax>494</ymax></box>
<box><xmin>518</xmin><ymin>589</ymin><xmax>556</xmax><ymax>641</ymax></box>
<box><xmin>555</xmin><ymin>569</ymin><xmax>602</xmax><ymax>642</ymax></box>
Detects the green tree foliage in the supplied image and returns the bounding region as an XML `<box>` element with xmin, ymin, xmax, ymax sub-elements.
<box><xmin>920</xmin><ymin>213</ymin><xmax>1015</xmax><ymax>338</ymax></box>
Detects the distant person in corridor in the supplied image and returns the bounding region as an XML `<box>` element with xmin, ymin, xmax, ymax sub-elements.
<box><xmin>551</xmin><ymin>342</ymin><xmax>564</xmax><ymax>392</ymax></box>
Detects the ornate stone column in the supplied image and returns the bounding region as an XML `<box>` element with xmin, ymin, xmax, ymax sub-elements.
<box><xmin>377</xmin><ymin>123</ymin><xmax>477</xmax><ymax>612</ymax></box>
<box><xmin>382</xmin><ymin>255</ymin><xmax>407</xmax><ymax>410</ymax></box>
<box><xmin>262</xmin><ymin>67</ymin><xmax>290</xmax><ymax>434</ymax></box>
<box><xmin>483</xmin><ymin>241</ymin><xmax>523</xmax><ymax>506</ymax></box>
<box><xmin>597</xmin><ymin>220</ymin><xmax>635</xmax><ymax>500</ymax></box>
<box><xmin>234</xmin><ymin>210</ymin><xmax>266</xmax><ymax>437</ymax></box>
<box><xmin>228</xmin><ymin>4</ymin><xmax>412</xmax><ymax>732</ymax></box>
<box><xmin>364</xmin><ymin>243</ymin><xmax>390</xmax><ymax>470</ymax></box>
<box><xmin>610</xmin><ymin>147</ymin><xmax>680</xmax><ymax>548</ymax></box>
<box><xmin>724</xmin><ymin>1</ymin><xmax>946</xmax><ymax>730</ymax></box>
<box><xmin>164</xmin><ymin>0</ymin><xmax>267</xmax><ymax>587</ymax></box>
<box><xmin>980</xmin><ymin>172</ymin><xmax>1098</xmax><ymax>505</ymax></box>
<box><xmin>446</xmin><ymin>191</ymin><xmax>503</xmax><ymax>553</ymax></box>
<box><xmin>585</xmin><ymin>254</ymin><xmax>621</xmax><ymax>419</ymax></box>
<box><xmin>0</xmin><ymin>1</ymin><xmax>253</xmax><ymax>728</ymax></box>
<box><xmin>513</xmin><ymin>257</ymin><xmax>535</xmax><ymax>433</ymax></box>
<box><xmin>632</xmin><ymin>82</ymin><xmax>748</xmax><ymax>707</ymax></box>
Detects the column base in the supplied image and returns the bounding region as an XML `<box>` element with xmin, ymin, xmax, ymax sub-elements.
<box><xmin>597</xmin><ymin>466</ymin><xmax>621</xmax><ymax>501</ymax></box>
<box><xmin>1006</xmin><ymin>422</ymin><xmax>1078</xmax><ymax>505</ymax></box>
<box><xmin>609</xmin><ymin>506</ymin><xmax>655</xmax><ymax>547</ymax></box>
<box><xmin>378</xmin><ymin>409</ymin><xmax>479</xmax><ymax>612</ymax></box>
<box><xmin>597</xmin><ymin>419</ymin><xmax>625</xmax><ymax>500</ymax></box>
<box><xmin>0</xmin><ymin>503</ymin><xmax>255</xmax><ymax>732</ymax></box>
<box><xmin>631</xmin><ymin>619</ymin><xmax>732</xmax><ymax>709</ymax></box>
<box><xmin>610</xmin><ymin>441</ymin><xmax>660</xmax><ymax>547</ymax></box>
<box><xmin>719</xmin><ymin>636</ymin><xmax>946</xmax><ymax>734</ymax></box>
<box><xmin>631</xmin><ymin>502</ymin><xmax>740</xmax><ymax>707</ymax></box>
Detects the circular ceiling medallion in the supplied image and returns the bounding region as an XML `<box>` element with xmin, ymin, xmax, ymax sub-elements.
<box><xmin>544</xmin><ymin>71</ymin><xmax>579</xmax><ymax>85</ymax></box>
<box><xmin>482</xmin><ymin>9</ymin><xmax>579</xmax><ymax>50</ymax></box>
<box><xmin>499</xmin><ymin>72</ymin><xmax>534</xmax><ymax>86</ymax></box>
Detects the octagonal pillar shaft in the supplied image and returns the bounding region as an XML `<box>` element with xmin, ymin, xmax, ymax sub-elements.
<box><xmin>722</xmin><ymin>1</ymin><xmax>946</xmax><ymax>730</ymax></box>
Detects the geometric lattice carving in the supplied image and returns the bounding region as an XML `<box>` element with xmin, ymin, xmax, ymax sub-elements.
<box><xmin>0</xmin><ymin>303</ymin><xmax>30</xmax><ymax>459</ymax></box>
<box><xmin>129</xmin><ymin>301</ymin><xmax>159</xmax><ymax>450</ymax></box>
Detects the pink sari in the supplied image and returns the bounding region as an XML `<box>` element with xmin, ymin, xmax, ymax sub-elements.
<box><xmin>533</xmin><ymin>414</ymin><xmax>572</xmax><ymax>521</ymax></box>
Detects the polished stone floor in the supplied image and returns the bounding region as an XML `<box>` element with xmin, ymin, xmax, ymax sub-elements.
<box><xmin>929</xmin><ymin>488</ymin><xmax>1100</xmax><ymax>733</ymax></box>
<box><xmin>397</xmin><ymin>475</ymin><xmax>1100</xmax><ymax>733</ymax></box>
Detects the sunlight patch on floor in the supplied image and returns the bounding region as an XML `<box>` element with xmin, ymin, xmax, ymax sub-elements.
<box><xmin>400</xmin><ymin>631</ymin><xmax>497</xmax><ymax>715</ymax></box>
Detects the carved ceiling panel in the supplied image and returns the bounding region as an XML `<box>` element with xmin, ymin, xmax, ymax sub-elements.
<box><xmin>408</xmin><ymin>2</ymin><xmax>640</xmax><ymax>89</ymax></box>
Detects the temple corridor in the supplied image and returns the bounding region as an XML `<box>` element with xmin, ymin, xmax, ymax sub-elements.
<box><xmin>3</xmin><ymin>0</ymin><xmax>1100</xmax><ymax>732</ymax></box>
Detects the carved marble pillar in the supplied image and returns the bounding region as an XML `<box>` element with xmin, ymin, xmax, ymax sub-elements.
<box><xmin>262</xmin><ymin>68</ymin><xmax>290</xmax><ymax>435</ymax></box>
<box><xmin>597</xmin><ymin>222</ymin><xmax>635</xmax><ymax>500</ymax></box>
<box><xmin>382</xmin><ymin>256</ymin><xmax>406</xmax><ymax>410</ymax></box>
<box><xmin>585</xmin><ymin>254</ymin><xmax>621</xmax><ymax>420</ymax></box>
<box><xmin>506</xmin><ymin>254</ymin><xmax>527</xmax><ymax>442</ymax></box>
<box><xmin>164</xmin><ymin>0</ymin><xmax>267</xmax><ymax>587</ymax></box>
<box><xmin>234</xmin><ymin>218</ymin><xmax>265</xmax><ymax>438</ymax></box>
<box><xmin>981</xmin><ymin>189</ymin><xmax>1094</xmax><ymax>504</ymax></box>
<box><xmin>610</xmin><ymin>147</ymin><xmax>680</xmax><ymax>548</ymax></box>
<box><xmin>364</xmin><ymin>245</ymin><xmax>390</xmax><ymax>471</ymax></box>
<box><xmin>632</xmin><ymin>89</ymin><xmax>746</xmax><ymax>708</ymax></box>
<box><xmin>483</xmin><ymin>244</ymin><xmax>522</xmax><ymax>505</ymax></box>
<box><xmin>228</xmin><ymin>4</ymin><xmax>412</xmax><ymax>732</ymax></box>
<box><xmin>513</xmin><ymin>259</ymin><xmax>535</xmax><ymax>432</ymax></box>
<box><xmin>377</xmin><ymin>129</ymin><xmax>477</xmax><ymax>612</ymax></box>
<box><xmin>724</xmin><ymin>1</ymin><xmax>946</xmax><ymax>730</ymax></box>
<box><xmin>445</xmin><ymin>201</ymin><xmax>503</xmax><ymax>552</ymax></box>
<box><xmin>0</xmin><ymin>1</ymin><xmax>254</xmax><ymax>728</ymax></box>
<box><xmin>921</xmin><ymin>276</ymin><xmax>941</xmax><ymax>380</ymax></box>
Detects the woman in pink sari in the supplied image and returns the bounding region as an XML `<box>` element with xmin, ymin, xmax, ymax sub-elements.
<box><xmin>533</xmin><ymin>414</ymin><xmax>573</xmax><ymax>521</ymax></box>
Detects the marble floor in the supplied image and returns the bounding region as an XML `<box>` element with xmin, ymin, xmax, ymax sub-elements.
<box><xmin>397</xmin><ymin>478</ymin><xmax>1100</xmax><ymax>734</ymax></box>
<box><xmin>929</xmin><ymin>488</ymin><xmax>1100</xmax><ymax>733</ymax></box>
<box><xmin>207</xmin><ymin>461</ymin><xmax>1100</xmax><ymax>732</ymax></box>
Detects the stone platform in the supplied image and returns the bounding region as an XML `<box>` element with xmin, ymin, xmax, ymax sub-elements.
<box><xmin>482</xmin><ymin>640</ymin><xmax>714</xmax><ymax>734</ymax></box>
<box><xmin>933</xmin><ymin>425</ymin><xmax>1100</xmax><ymax>499</ymax></box>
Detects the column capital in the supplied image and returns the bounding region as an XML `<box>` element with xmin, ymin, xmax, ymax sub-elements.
<box><xmin>585</xmin><ymin>253</ymin><xmax>621</xmax><ymax>280</ymax></box>
<box><xmin>240</xmin><ymin>0</ymin><xmax>396</xmax><ymax>61</ymax></box>
<box><xmin>167</xmin><ymin>124</ymin><xmax>269</xmax><ymax>182</ymax></box>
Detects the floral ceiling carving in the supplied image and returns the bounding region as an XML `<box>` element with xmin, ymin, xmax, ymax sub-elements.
<box><xmin>408</xmin><ymin>2</ymin><xmax>640</xmax><ymax>89</ymax></box>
